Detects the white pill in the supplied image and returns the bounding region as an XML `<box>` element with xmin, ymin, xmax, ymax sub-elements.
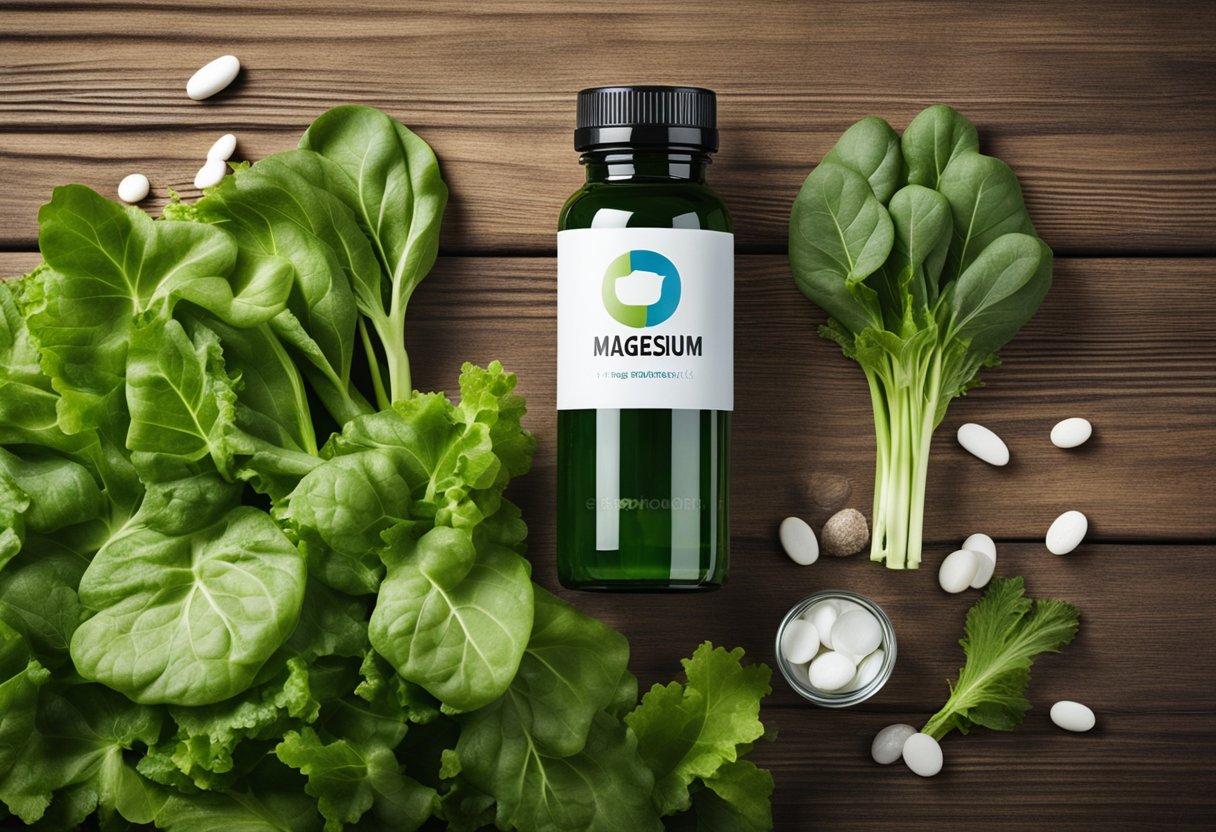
<box><xmin>779</xmin><ymin>619</ymin><xmax>821</xmax><ymax>664</ymax></box>
<box><xmin>833</xmin><ymin>599</ymin><xmax>864</xmax><ymax>616</ymax></box>
<box><xmin>847</xmin><ymin>649</ymin><xmax>885</xmax><ymax>692</ymax></box>
<box><xmin>903</xmin><ymin>733</ymin><xmax>943</xmax><ymax>777</ymax></box>
<box><xmin>1051</xmin><ymin>417</ymin><xmax>1093</xmax><ymax>449</ymax></box>
<box><xmin>1046</xmin><ymin>510</ymin><xmax>1088</xmax><ymax>555</ymax></box>
<box><xmin>808</xmin><ymin>651</ymin><xmax>858</xmax><ymax>692</ymax></box>
<box><xmin>116</xmin><ymin>173</ymin><xmax>150</xmax><ymax>204</ymax></box>
<box><xmin>938</xmin><ymin>549</ymin><xmax>980</xmax><ymax>593</ymax></box>
<box><xmin>1050</xmin><ymin>700</ymin><xmax>1096</xmax><ymax>732</ymax></box>
<box><xmin>871</xmin><ymin>723</ymin><xmax>916</xmax><ymax>765</ymax></box>
<box><xmin>830</xmin><ymin>609</ymin><xmax>883</xmax><ymax>656</ymax></box>
<box><xmin>969</xmin><ymin>550</ymin><xmax>996</xmax><ymax>589</ymax></box>
<box><xmin>207</xmin><ymin>133</ymin><xmax>238</xmax><ymax>161</ymax></box>
<box><xmin>962</xmin><ymin>533</ymin><xmax>996</xmax><ymax>560</ymax></box>
<box><xmin>957</xmin><ymin>422</ymin><xmax>1010</xmax><ymax>466</ymax></box>
<box><xmin>187</xmin><ymin>55</ymin><xmax>241</xmax><ymax>101</ymax></box>
<box><xmin>194</xmin><ymin>158</ymin><xmax>228</xmax><ymax>190</ymax></box>
<box><xmin>779</xmin><ymin>516</ymin><xmax>819</xmax><ymax>565</ymax></box>
<box><xmin>803</xmin><ymin>601</ymin><xmax>839</xmax><ymax>650</ymax></box>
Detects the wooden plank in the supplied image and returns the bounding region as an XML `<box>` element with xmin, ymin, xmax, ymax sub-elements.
<box><xmin>2</xmin><ymin>253</ymin><xmax>1212</xmax><ymax>541</ymax></box>
<box><xmin>2</xmin><ymin>0</ymin><xmax>1214</xmax><ymax>252</ymax></box>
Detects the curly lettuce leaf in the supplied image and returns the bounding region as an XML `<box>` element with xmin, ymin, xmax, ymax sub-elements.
<box><xmin>626</xmin><ymin>643</ymin><xmax>771</xmax><ymax>816</ymax></box>
<box><xmin>923</xmin><ymin>576</ymin><xmax>1080</xmax><ymax>739</ymax></box>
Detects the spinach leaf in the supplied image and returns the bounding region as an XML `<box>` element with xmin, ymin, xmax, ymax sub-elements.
<box><xmin>71</xmin><ymin>493</ymin><xmax>306</xmax><ymax>706</ymax></box>
<box><xmin>30</xmin><ymin>186</ymin><xmax>288</xmax><ymax>434</ymax></box>
<box><xmin>789</xmin><ymin>106</ymin><xmax>1052</xmax><ymax>570</ymax></box>
<box><xmin>788</xmin><ymin>162</ymin><xmax>891</xmax><ymax>334</ymax></box>
<box><xmin>901</xmin><ymin>103</ymin><xmax>979</xmax><ymax>189</ymax></box>
<box><xmin>821</xmin><ymin>116</ymin><xmax>904</xmax><ymax>202</ymax></box>
<box><xmin>368</xmin><ymin>526</ymin><xmax>533</xmax><ymax>712</ymax></box>
<box><xmin>300</xmin><ymin>105</ymin><xmax>448</xmax><ymax>401</ymax></box>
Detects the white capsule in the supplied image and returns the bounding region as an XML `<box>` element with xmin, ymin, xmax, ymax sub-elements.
<box><xmin>871</xmin><ymin>723</ymin><xmax>916</xmax><ymax>765</ymax></box>
<box><xmin>847</xmin><ymin>649</ymin><xmax>885</xmax><ymax>692</ymax></box>
<box><xmin>1051</xmin><ymin>417</ymin><xmax>1093</xmax><ymax>449</ymax></box>
<box><xmin>1047</xmin><ymin>510</ymin><xmax>1088</xmax><ymax>555</ymax></box>
<box><xmin>779</xmin><ymin>516</ymin><xmax>819</xmax><ymax>565</ymax></box>
<box><xmin>779</xmin><ymin>619</ymin><xmax>821</xmax><ymax>665</ymax></box>
<box><xmin>803</xmin><ymin>601</ymin><xmax>839</xmax><ymax>650</ymax></box>
<box><xmin>207</xmin><ymin>133</ymin><xmax>238</xmax><ymax>161</ymax></box>
<box><xmin>938</xmin><ymin>549</ymin><xmax>980</xmax><ymax>593</ymax></box>
<box><xmin>116</xmin><ymin>173</ymin><xmax>150</xmax><ymax>204</ymax></box>
<box><xmin>957</xmin><ymin>422</ymin><xmax>1010</xmax><ymax>466</ymax></box>
<box><xmin>969</xmin><ymin>551</ymin><xmax>996</xmax><ymax>589</ymax></box>
<box><xmin>830</xmin><ymin>609</ymin><xmax>883</xmax><ymax>656</ymax></box>
<box><xmin>187</xmin><ymin>55</ymin><xmax>241</xmax><ymax>101</ymax></box>
<box><xmin>1050</xmin><ymin>700</ymin><xmax>1096</xmax><ymax>732</ymax></box>
<box><xmin>902</xmin><ymin>733</ymin><xmax>943</xmax><ymax>777</ymax></box>
<box><xmin>962</xmin><ymin>533</ymin><xmax>996</xmax><ymax>560</ymax></box>
<box><xmin>808</xmin><ymin>651</ymin><xmax>857</xmax><ymax>692</ymax></box>
<box><xmin>194</xmin><ymin>158</ymin><xmax>228</xmax><ymax>190</ymax></box>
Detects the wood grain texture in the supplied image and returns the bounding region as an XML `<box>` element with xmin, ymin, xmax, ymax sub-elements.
<box><xmin>2</xmin><ymin>0</ymin><xmax>1215</xmax><ymax>252</ymax></box>
<box><xmin>3</xmin><ymin>1</ymin><xmax>1215</xmax><ymax>827</ymax></box>
<box><xmin>7</xmin><ymin>252</ymin><xmax>1209</xmax><ymax>541</ymax></box>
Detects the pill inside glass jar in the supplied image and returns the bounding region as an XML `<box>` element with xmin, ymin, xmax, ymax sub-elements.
<box><xmin>775</xmin><ymin>590</ymin><xmax>897</xmax><ymax>708</ymax></box>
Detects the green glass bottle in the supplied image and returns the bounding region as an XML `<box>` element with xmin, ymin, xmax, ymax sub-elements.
<box><xmin>557</xmin><ymin>86</ymin><xmax>732</xmax><ymax>591</ymax></box>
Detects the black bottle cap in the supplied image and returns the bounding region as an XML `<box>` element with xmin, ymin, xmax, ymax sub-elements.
<box><xmin>575</xmin><ymin>85</ymin><xmax>718</xmax><ymax>153</ymax></box>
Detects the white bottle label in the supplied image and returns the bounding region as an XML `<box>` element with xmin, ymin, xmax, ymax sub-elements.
<box><xmin>557</xmin><ymin>228</ymin><xmax>734</xmax><ymax>411</ymax></box>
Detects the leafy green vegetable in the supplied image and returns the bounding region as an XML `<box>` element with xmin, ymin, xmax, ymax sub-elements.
<box><xmin>0</xmin><ymin>105</ymin><xmax>773</xmax><ymax>830</ymax></box>
<box><xmin>922</xmin><ymin>576</ymin><xmax>1080</xmax><ymax>740</ymax></box>
<box><xmin>789</xmin><ymin>105</ymin><xmax>1052</xmax><ymax>569</ymax></box>
<box><xmin>71</xmin><ymin>496</ymin><xmax>307</xmax><ymax>706</ymax></box>
<box><xmin>626</xmin><ymin>643</ymin><xmax>772</xmax><ymax>817</ymax></box>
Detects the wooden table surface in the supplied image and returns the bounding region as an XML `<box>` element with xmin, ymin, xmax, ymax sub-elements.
<box><xmin>3</xmin><ymin>1</ymin><xmax>1215</xmax><ymax>829</ymax></box>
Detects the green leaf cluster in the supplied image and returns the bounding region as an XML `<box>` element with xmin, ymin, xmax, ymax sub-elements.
<box><xmin>789</xmin><ymin>106</ymin><xmax>1053</xmax><ymax>569</ymax></box>
<box><xmin>922</xmin><ymin>576</ymin><xmax>1080</xmax><ymax>740</ymax></box>
<box><xmin>0</xmin><ymin>105</ymin><xmax>773</xmax><ymax>830</ymax></box>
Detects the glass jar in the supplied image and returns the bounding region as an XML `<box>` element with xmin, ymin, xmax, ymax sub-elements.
<box><xmin>775</xmin><ymin>589</ymin><xmax>897</xmax><ymax>708</ymax></box>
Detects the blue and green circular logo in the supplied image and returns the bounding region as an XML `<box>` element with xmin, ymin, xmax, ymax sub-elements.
<box><xmin>601</xmin><ymin>250</ymin><xmax>681</xmax><ymax>328</ymax></box>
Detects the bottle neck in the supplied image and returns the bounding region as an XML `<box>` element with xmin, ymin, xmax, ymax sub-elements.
<box><xmin>580</xmin><ymin>148</ymin><xmax>711</xmax><ymax>184</ymax></box>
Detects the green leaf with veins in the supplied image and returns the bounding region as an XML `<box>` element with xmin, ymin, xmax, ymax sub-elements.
<box><xmin>937</xmin><ymin>151</ymin><xmax>1036</xmax><ymax>282</ymax></box>
<box><xmin>900</xmin><ymin>104</ymin><xmax>980</xmax><ymax>190</ymax></box>
<box><xmin>0</xmin><ymin>537</ymin><xmax>89</xmax><ymax>662</ymax></box>
<box><xmin>71</xmin><ymin>493</ymin><xmax>306</xmax><ymax>706</ymax></box>
<box><xmin>369</xmin><ymin>526</ymin><xmax>533</xmax><ymax>712</ymax></box>
<box><xmin>0</xmin><ymin>684</ymin><xmax>165</xmax><ymax>825</ymax></box>
<box><xmin>821</xmin><ymin>116</ymin><xmax>904</xmax><ymax>203</ymax></box>
<box><xmin>0</xmin><ymin>447</ymin><xmax>103</xmax><ymax>536</ymax></box>
<box><xmin>789</xmin><ymin>162</ymin><xmax>891</xmax><ymax>334</ymax></box>
<box><xmin>154</xmin><ymin>757</ymin><xmax>323</xmax><ymax>832</ymax></box>
<box><xmin>124</xmin><ymin>315</ymin><xmax>240</xmax><ymax>482</ymax></box>
<box><xmin>923</xmin><ymin>577</ymin><xmax>1079</xmax><ymax>740</ymax></box>
<box><xmin>948</xmin><ymin>232</ymin><xmax>1051</xmax><ymax>354</ymax></box>
<box><xmin>665</xmin><ymin>760</ymin><xmax>774</xmax><ymax>832</ymax></box>
<box><xmin>140</xmin><ymin>657</ymin><xmax>318</xmax><ymax>792</ymax></box>
<box><xmin>29</xmin><ymin>185</ymin><xmax>287</xmax><ymax>434</ymax></box>
<box><xmin>276</xmin><ymin>712</ymin><xmax>435</xmax><ymax>832</ymax></box>
<box><xmin>461</xmin><ymin>710</ymin><xmax>661</xmax><ymax>832</ymax></box>
<box><xmin>299</xmin><ymin>104</ymin><xmax>448</xmax><ymax>400</ymax></box>
<box><xmin>280</xmin><ymin>448</ymin><xmax>416</xmax><ymax>595</ymax></box>
<box><xmin>459</xmin><ymin>587</ymin><xmax>628</xmax><ymax>760</ymax></box>
<box><xmin>626</xmin><ymin>643</ymin><xmax>771</xmax><ymax>816</ymax></box>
